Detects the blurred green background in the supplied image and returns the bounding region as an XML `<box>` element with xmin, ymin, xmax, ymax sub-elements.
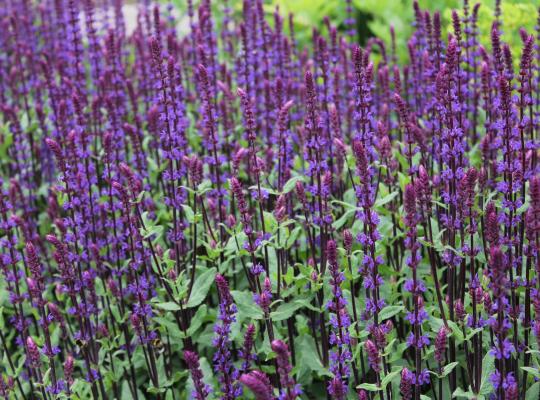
<box><xmin>169</xmin><ymin>0</ymin><xmax>540</xmax><ymax>63</ymax></box>
<box><xmin>270</xmin><ymin>0</ymin><xmax>539</xmax><ymax>62</ymax></box>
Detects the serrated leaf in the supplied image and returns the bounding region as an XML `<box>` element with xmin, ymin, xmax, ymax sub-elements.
<box><xmin>231</xmin><ymin>290</ymin><xmax>263</xmax><ymax>320</ymax></box>
<box><xmin>296</xmin><ymin>334</ymin><xmax>330</xmax><ymax>380</ymax></box>
<box><xmin>378</xmin><ymin>305</ymin><xmax>404</xmax><ymax>321</ymax></box>
<box><xmin>295</xmin><ymin>297</ymin><xmax>320</xmax><ymax>312</ymax></box>
<box><xmin>271</xmin><ymin>301</ymin><xmax>304</xmax><ymax>321</ymax></box>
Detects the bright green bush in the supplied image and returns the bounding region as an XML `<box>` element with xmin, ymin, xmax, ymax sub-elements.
<box><xmin>271</xmin><ymin>0</ymin><xmax>538</xmax><ymax>65</ymax></box>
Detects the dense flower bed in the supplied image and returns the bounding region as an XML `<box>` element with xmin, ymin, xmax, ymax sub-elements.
<box><xmin>0</xmin><ymin>0</ymin><xmax>539</xmax><ymax>399</ymax></box>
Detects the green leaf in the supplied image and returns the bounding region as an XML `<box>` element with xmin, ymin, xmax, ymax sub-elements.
<box><xmin>479</xmin><ymin>353</ymin><xmax>495</xmax><ymax>395</ymax></box>
<box><xmin>72</xmin><ymin>378</ymin><xmax>93</xmax><ymax>398</ymax></box>
<box><xmin>283</xmin><ymin>176</ymin><xmax>304</xmax><ymax>193</ymax></box>
<box><xmin>286</xmin><ymin>226</ymin><xmax>302</xmax><ymax>249</ymax></box>
<box><xmin>283</xmin><ymin>266</ymin><xmax>295</xmax><ymax>286</ymax></box>
<box><xmin>187</xmin><ymin>305</ymin><xmax>207</xmax><ymax>336</ymax></box>
<box><xmin>181</xmin><ymin>204</ymin><xmax>195</xmax><ymax>223</ymax></box>
<box><xmin>296</xmin><ymin>334</ymin><xmax>330</xmax><ymax>380</ymax></box>
<box><xmin>225</xmin><ymin>231</ymin><xmax>247</xmax><ymax>252</ymax></box>
<box><xmin>332</xmin><ymin>208</ymin><xmax>355</xmax><ymax>229</ymax></box>
<box><xmin>271</xmin><ymin>301</ymin><xmax>303</xmax><ymax>321</ymax></box>
<box><xmin>440</xmin><ymin>362</ymin><xmax>459</xmax><ymax>378</ymax></box>
<box><xmin>465</xmin><ymin>327</ymin><xmax>483</xmax><ymax>341</ymax></box>
<box><xmin>356</xmin><ymin>383</ymin><xmax>380</xmax><ymax>391</ymax></box>
<box><xmin>154</xmin><ymin>302</ymin><xmax>181</xmax><ymax>311</ymax></box>
<box><xmin>263</xmin><ymin>211</ymin><xmax>278</xmax><ymax>233</ymax></box>
<box><xmin>295</xmin><ymin>297</ymin><xmax>320</xmax><ymax>312</ymax></box>
<box><xmin>526</xmin><ymin>382</ymin><xmax>540</xmax><ymax>400</ymax></box>
<box><xmin>452</xmin><ymin>388</ymin><xmax>479</xmax><ymax>399</ymax></box>
<box><xmin>374</xmin><ymin>191</ymin><xmax>398</xmax><ymax>208</ymax></box>
<box><xmin>521</xmin><ymin>366</ymin><xmax>540</xmax><ymax>379</ymax></box>
<box><xmin>196</xmin><ymin>180</ymin><xmax>213</xmax><ymax>194</ymax></box>
<box><xmin>381</xmin><ymin>369</ymin><xmax>400</xmax><ymax>388</ymax></box>
<box><xmin>382</xmin><ymin>338</ymin><xmax>397</xmax><ymax>357</ymax></box>
<box><xmin>135</xmin><ymin>190</ymin><xmax>146</xmax><ymax>204</ymax></box>
<box><xmin>140</xmin><ymin>223</ymin><xmax>164</xmax><ymax>240</ymax></box>
<box><xmin>121</xmin><ymin>381</ymin><xmax>133</xmax><ymax>400</ymax></box>
<box><xmin>0</xmin><ymin>128</ymin><xmax>13</xmax><ymax>159</ymax></box>
<box><xmin>378</xmin><ymin>305</ymin><xmax>404</xmax><ymax>321</ymax></box>
<box><xmin>231</xmin><ymin>290</ymin><xmax>263</xmax><ymax>320</ymax></box>
<box><xmin>147</xmin><ymin>386</ymin><xmax>166</xmax><ymax>394</ymax></box>
<box><xmin>397</xmin><ymin>171</ymin><xmax>411</xmax><ymax>190</ymax></box>
<box><xmin>270</xmin><ymin>297</ymin><xmax>316</xmax><ymax>321</ymax></box>
<box><xmin>186</xmin><ymin>268</ymin><xmax>217</xmax><ymax>308</ymax></box>
<box><xmin>447</xmin><ymin>321</ymin><xmax>464</xmax><ymax>342</ymax></box>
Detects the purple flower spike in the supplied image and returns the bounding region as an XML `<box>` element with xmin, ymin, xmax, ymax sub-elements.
<box><xmin>365</xmin><ymin>339</ymin><xmax>381</xmax><ymax>373</ymax></box>
<box><xmin>271</xmin><ymin>340</ymin><xmax>301</xmax><ymax>400</ymax></box>
<box><xmin>185</xmin><ymin>351</ymin><xmax>210</xmax><ymax>400</ymax></box>
<box><xmin>400</xmin><ymin>368</ymin><xmax>413</xmax><ymax>400</ymax></box>
<box><xmin>326</xmin><ymin>239</ymin><xmax>351</xmax><ymax>399</ymax></box>
<box><xmin>434</xmin><ymin>326</ymin><xmax>448</xmax><ymax>364</ymax></box>
<box><xmin>239</xmin><ymin>371</ymin><xmax>274</xmax><ymax>400</ymax></box>
<box><xmin>26</xmin><ymin>337</ymin><xmax>41</xmax><ymax>368</ymax></box>
<box><xmin>213</xmin><ymin>274</ymin><xmax>241</xmax><ymax>399</ymax></box>
<box><xmin>240</xmin><ymin>324</ymin><xmax>257</xmax><ymax>371</ymax></box>
<box><xmin>64</xmin><ymin>355</ymin><xmax>74</xmax><ymax>387</ymax></box>
<box><xmin>357</xmin><ymin>389</ymin><xmax>368</xmax><ymax>400</ymax></box>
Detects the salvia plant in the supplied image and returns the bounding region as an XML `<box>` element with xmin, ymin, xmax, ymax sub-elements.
<box><xmin>2</xmin><ymin>0</ymin><xmax>540</xmax><ymax>399</ymax></box>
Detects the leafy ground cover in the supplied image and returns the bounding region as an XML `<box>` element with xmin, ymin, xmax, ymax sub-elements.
<box><xmin>0</xmin><ymin>0</ymin><xmax>539</xmax><ymax>399</ymax></box>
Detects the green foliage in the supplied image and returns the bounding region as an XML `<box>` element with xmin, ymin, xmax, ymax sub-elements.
<box><xmin>270</xmin><ymin>0</ymin><xmax>538</xmax><ymax>66</ymax></box>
